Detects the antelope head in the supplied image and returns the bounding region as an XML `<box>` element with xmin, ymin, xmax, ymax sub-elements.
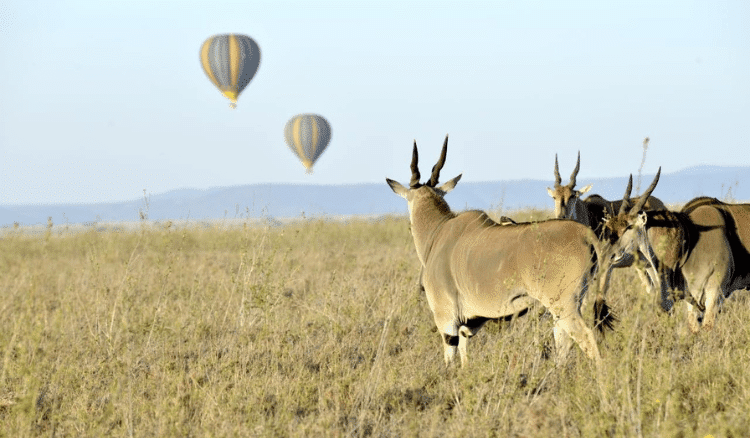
<box><xmin>546</xmin><ymin>152</ymin><xmax>593</xmax><ymax>220</ymax></box>
<box><xmin>386</xmin><ymin>135</ymin><xmax>462</xmax><ymax>213</ymax></box>
<box><xmin>601</xmin><ymin>168</ymin><xmax>661</xmax><ymax>264</ymax></box>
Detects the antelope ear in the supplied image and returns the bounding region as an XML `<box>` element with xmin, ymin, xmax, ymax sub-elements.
<box><xmin>547</xmin><ymin>187</ymin><xmax>556</xmax><ymax>198</ymax></box>
<box><xmin>386</xmin><ymin>178</ymin><xmax>409</xmax><ymax>198</ymax></box>
<box><xmin>437</xmin><ymin>174</ymin><xmax>462</xmax><ymax>194</ymax></box>
<box><xmin>579</xmin><ymin>184</ymin><xmax>593</xmax><ymax>195</ymax></box>
<box><xmin>635</xmin><ymin>211</ymin><xmax>648</xmax><ymax>228</ymax></box>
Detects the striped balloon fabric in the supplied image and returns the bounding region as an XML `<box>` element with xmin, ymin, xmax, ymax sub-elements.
<box><xmin>200</xmin><ymin>34</ymin><xmax>261</xmax><ymax>108</ymax></box>
<box><xmin>283</xmin><ymin>114</ymin><xmax>332</xmax><ymax>173</ymax></box>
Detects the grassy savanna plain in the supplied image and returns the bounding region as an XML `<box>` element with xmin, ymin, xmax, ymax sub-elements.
<box><xmin>1</xmin><ymin>208</ymin><xmax>749</xmax><ymax>437</ymax></box>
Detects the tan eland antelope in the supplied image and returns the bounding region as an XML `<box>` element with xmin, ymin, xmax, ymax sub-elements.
<box><xmin>601</xmin><ymin>186</ymin><xmax>750</xmax><ymax>332</ymax></box>
<box><xmin>387</xmin><ymin>136</ymin><xmax>614</xmax><ymax>369</ymax></box>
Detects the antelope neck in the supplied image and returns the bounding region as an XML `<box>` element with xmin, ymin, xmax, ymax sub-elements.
<box><xmin>409</xmin><ymin>194</ymin><xmax>453</xmax><ymax>266</ymax></box>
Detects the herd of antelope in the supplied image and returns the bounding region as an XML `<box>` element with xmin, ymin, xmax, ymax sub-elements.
<box><xmin>387</xmin><ymin>135</ymin><xmax>750</xmax><ymax>372</ymax></box>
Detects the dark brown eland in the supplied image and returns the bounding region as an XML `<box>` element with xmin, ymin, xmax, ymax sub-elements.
<box><xmin>387</xmin><ymin>135</ymin><xmax>614</xmax><ymax>369</ymax></box>
<box><xmin>547</xmin><ymin>152</ymin><xmax>666</xmax><ymax>237</ymax></box>
<box><xmin>601</xmin><ymin>187</ymin><xmax>750</xmax><ymax>332</ymax></box>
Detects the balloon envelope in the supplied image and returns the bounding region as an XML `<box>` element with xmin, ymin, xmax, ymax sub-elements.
<box><xmin>200</xmin><ymin>34</ymin><xmax>260</xmax><ymax>108</ymax></box>
<box><xmin>284</xmin><ymin>114</ymin><xmax>332</xmax><ymax>172</ymax></box>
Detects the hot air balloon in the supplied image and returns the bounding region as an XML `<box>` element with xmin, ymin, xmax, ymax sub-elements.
<box><xmin>283</xmin><ymin>114</ymin><xmax>332</xmax><ymax>173</ymax></box>
<box><xmin>199</xmin><ymin>34</ymin><xmax>261</xmax><ymax>109</ymax></box>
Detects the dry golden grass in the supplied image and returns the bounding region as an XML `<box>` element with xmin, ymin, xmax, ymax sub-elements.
<box><xmin>1</xmin><ymin>212</ymin><xmax>749</xmax><ymax>437</ymax></box>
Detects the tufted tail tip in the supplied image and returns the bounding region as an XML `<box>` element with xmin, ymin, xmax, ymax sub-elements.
<box><xmin>594</xmin><ymin>299</ymin><xmax>617</xmax><ymax>334</ymax></box>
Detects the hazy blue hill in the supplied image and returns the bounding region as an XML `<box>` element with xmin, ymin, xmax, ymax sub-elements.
<box><xmin>2</xmin><ymin>166</ymin><xmax>748</xmax><ymax>226</ymax></box>
<box><xmin>0</xmin><ymin>206</ymin><xmax>37</xmax><ymax>227</ymax></box>
<box><xmin>656</xmin><ymin>166</ymin><xmax>747</xmax><ymax>202</ymax></box>
<box><xmin>672</xmin><ymin>165</ymin><xmax>748</xmax><ymax>176</ymax></box>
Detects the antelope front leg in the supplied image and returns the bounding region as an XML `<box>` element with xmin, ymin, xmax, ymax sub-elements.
<box><xmin>552</xmin><ymin>323</ymin><xmax>574</xmax><ymax>364</ymax></box>
<box><xmin>685</xmin><ymin>302</ymin><xmax>702</xmax><ymax>334</ymax></box>
<box><xmin>700</xmin><ymin>285</ymin><xmax>724</xmax><ymax>331</ymax></box>
<box><xmin>657</xmin><ymin>275</ymin><xmax>674</xmax><ymax>313</ymax></box>
<box><xmin>442</xmin><ymin>333</ymin><xmax>458</xmax><ymax>366</ymax></box>
<box><xmin>634</xmin><ymin>263</ymin><xmax>654</xmax><ymax>295</ymax></box>
<box><xmin>555</xmin><ymin>316</ymin><xmax>603</xmax><ymax>371</ymax></box>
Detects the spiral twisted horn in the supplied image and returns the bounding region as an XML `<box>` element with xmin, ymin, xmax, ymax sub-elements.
<box><xmin>427</xmin><ymin>135</ymin><xmax>449</xmax><ymax>187</ymax></box>
<box><xmin>409</xmin><ymin>140</ymin><xmax>421</xmax><ymax>188</ymax></box>
<box><xmin>619</xmin><ymin>174</ymin><xmax>634</xmax><ymax>215</ymax></box>
<box><xmin>569</xmin><ymin>151</ymin><xmax>581</xmax><ymax>188</ymax></box>
<box><xmin>631</xmin><ymin>167</ymin><xmax>661</xmax><ymax>214</ymax></box>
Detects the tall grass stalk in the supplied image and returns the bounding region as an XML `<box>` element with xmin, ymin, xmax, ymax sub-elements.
<box><xmin>635</xmin><ymin>137</ymin><xmax>650</xmax><ymax>195</ymax></box>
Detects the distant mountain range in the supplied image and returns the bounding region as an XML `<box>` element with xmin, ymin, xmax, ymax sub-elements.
<box><xmin>2</xmin><ymin>165</ymin><xmax>748</xmax><ymax>227</ymax></box>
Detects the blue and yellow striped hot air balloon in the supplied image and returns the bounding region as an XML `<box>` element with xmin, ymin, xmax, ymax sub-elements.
<box><xmin>200</xmin><ymin>34</ymin><xmax>261</xmax><ymax>109</ymax></box>
<box><xmin>284</xmin><ymin>114</ymin><xmax>332</xmax><ymax>173</ymax></box>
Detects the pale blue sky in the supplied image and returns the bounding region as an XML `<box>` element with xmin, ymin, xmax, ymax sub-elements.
<box><xmin>1</xmin><ymin>0</ymin><xmax>748</xmax><ymax>204</ymax></box>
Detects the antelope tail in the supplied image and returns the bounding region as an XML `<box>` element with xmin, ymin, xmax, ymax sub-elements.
<box><xmin>594</xmin><ymin>298</ymin><xmax>617</xmax><ymax>334</ymax></box>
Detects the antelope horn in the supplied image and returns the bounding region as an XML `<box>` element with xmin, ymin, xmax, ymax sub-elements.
<box><xmin>569</xmin><ymin>151</ymin><xmax>580</xmax><ymax>188</ymax></box>
<box><xmin>428</xmin><ymin>134</ymin><xmax>449</xmax><ymax>187</ymax></box>
<box><xmin>631</xmin><ymin>167</ymin><xmax>661</xmax><ymax>214</ymax></box>
<box><xmin>553</xmin><ymin>154</ymin><xmax>562</xmax><ymax>186</ymax></box>
<box><xmin>409</xmin><ymin>140</ymin><xmax>421</xmax><ymax>187</ymax></box>
<box><xmin>618</xmin><ymin>174</ymin><xmax>633</xmax><ymax>215</ymax></box>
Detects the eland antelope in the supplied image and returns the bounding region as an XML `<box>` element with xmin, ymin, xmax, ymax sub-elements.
<box><xmin>547</xmin><ymin>152</ymin><xmax>666</xmax><ymax>237</ymax></box>
<box><xmin>601</xmin><ymin>186</ymin><xmax>750</xmax><ymax>332</ymax></box>
<box><xmin>387</xmin><ymin>136</ymin><xmax>614</xmax><ymax>369</ymax></box>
